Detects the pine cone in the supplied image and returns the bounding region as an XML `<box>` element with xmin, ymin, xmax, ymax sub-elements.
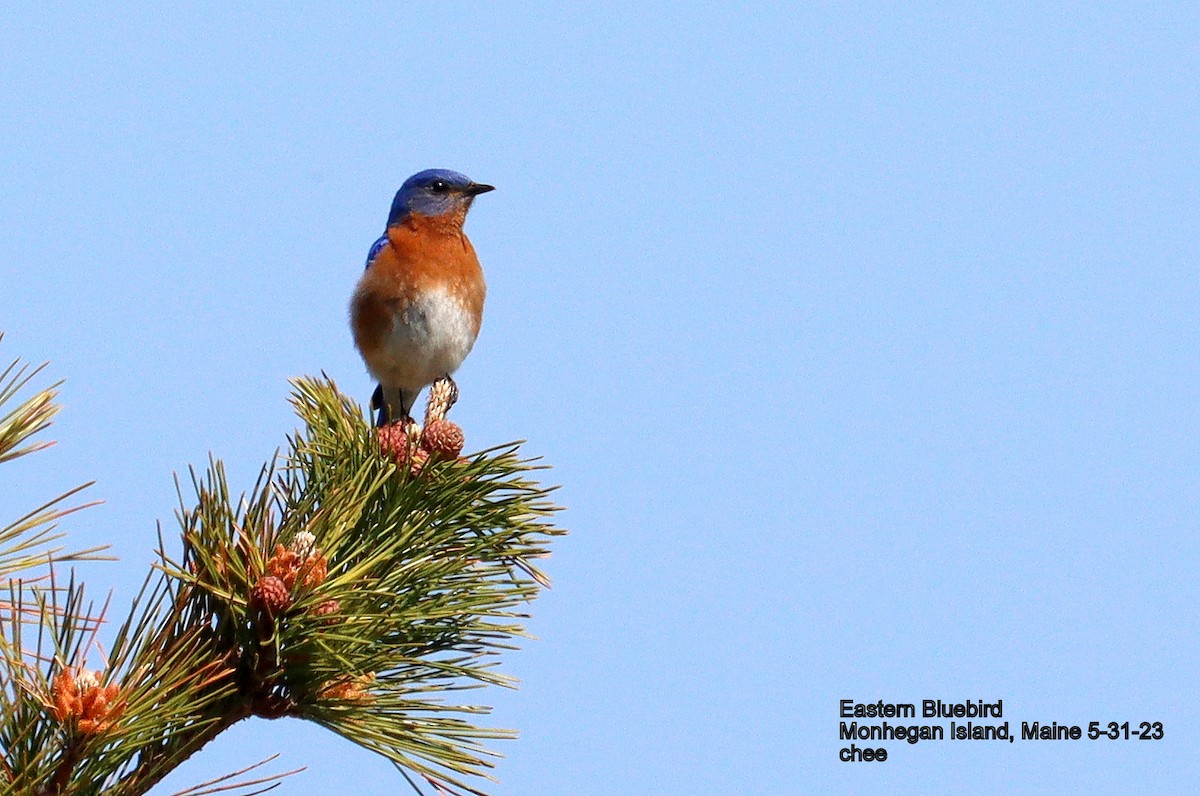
<box><xmin>266</xmin><ymin>542</ymin><xmax>327</xmax><ymax>590</ymax></box>
<box><xmin>250</xmin><ymin>575</ymin><xmax>292</xmax><ymax>615</ymax></box>
<box><xmin>320</xmin><ymin>673</ymin><xmax>375</xmax><ymax>703</ymax></box>
<box><xmin>421</xmin><ymin>419</ymin><xmax>464</xmax><ymax>461</ymax></box>
<box><xmin>314</xmin><ymin>599</ymin><xmax>341</xmax><ymax>624</ymax></box>
<box><xmin>409</xmin><ymin>447</ymin><xmax>430</xmax><ymax>476</ymax></box>
<box><xmin>51</xmin><ymin>668</ymin><xmax>125</xmax><ymax>735</ymax></box>
<box><xmin>377</xmin><ymin>422</ymin><xmax>412</xmax><ymax>464</ymax></box>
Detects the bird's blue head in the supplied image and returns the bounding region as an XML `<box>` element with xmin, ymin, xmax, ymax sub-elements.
<box><xmin>386</xmin><ymin>168</ymin><xmax>495</xmax><ymax>226</ymax></box>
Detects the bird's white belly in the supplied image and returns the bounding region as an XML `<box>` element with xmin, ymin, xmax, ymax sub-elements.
<box><xmin>374</xmin><ymin>286</ymin><xmax>477</xmax><ymax>390</ymax></box>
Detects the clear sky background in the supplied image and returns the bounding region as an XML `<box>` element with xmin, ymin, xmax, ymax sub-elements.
<box><xmin>1</xmin><ymin>4</ymin><xmax>1197</xmax><ymax>794</ymax></box>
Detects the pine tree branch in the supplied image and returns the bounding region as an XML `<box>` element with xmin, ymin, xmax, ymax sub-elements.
<box><xmin>0</xmin><ymin>366</ymin><xmax>564</xmax><ymax>796</ymax></box>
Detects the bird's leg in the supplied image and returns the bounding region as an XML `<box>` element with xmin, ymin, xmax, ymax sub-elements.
<box><xmin>391</xmin><ymin>389</ymin><xmax>420</xmax><ymax>428</ymax></box>
<box><xmin>371</xmin><ymin>385</ymin><xmax>420</xmax><ymax>427</ymax></box>
<box><xmin>389</xmin><ymin>390</ymin><xmax>421</xmax><ymax>453</ymax></box>
<box><xmin>424</xmin><ymin>376</ymin><xmax>459</xmax><ymax>426</ymax></box>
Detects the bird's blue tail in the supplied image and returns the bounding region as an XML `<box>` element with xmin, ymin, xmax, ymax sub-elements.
<box><xmin>370</xmin><ymin>384</ymin><xmax>390</xmax><ymax>426</ymax></box>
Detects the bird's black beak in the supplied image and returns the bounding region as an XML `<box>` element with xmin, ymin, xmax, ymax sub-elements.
<box><xmin>464</xmin><ymin>182</ymin><xmax>495</xmax><ymax>196</ymax></box>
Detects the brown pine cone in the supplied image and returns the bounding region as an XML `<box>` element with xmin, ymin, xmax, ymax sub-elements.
<box><xmin>421</xmin><ymin>419</ymin><xmax>465</xmax><ymax>461</ymax></box>
<box><xmin>249</xmin><ymin>575</ymin><xmax>292</xmax><ymax>615</ymax></box>
<box><xmin>377</xmin><ymin>422</ymin><xmax>412</xmax><ymax>464</ymax></box>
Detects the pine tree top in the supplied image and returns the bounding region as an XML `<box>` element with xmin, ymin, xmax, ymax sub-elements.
<box><xmin>0</xmin><ymin>345</ymin><xmax>565</xmax><ymax>796</ymax></box>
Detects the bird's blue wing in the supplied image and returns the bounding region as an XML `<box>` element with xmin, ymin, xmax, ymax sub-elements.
<box><xmin>364</xmin><ymin>234</ymin><xmax>388</xmax><ymax>270</ymax></box>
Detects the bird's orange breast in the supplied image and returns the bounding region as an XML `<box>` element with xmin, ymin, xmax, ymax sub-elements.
<box><xmin>350</xmin><ymin>213</ymin><xmax>487</xmax><ymax>359</ymax></box>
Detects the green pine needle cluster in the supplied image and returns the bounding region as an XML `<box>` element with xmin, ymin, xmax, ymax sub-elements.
<box><xmin>0</xmin><ymin>340</ymin><xmax>565</xmax><ymax>796</ymax></box>
<box><xmin>0</xmin><ymin>336</ymin><xmax>103</xmax><ymax>582</ymax></box>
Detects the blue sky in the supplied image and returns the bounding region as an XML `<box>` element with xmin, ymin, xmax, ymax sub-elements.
<box><xmin>2</xmin><ymin>3</ymin><xmax>1197</xmax><ymax>793</ymax></box>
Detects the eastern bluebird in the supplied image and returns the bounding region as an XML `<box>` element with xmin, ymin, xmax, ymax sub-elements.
<box><xmin>350</xmin><ymin>169</ymin><xmax>493</xmax><ymax>426</ymax></box>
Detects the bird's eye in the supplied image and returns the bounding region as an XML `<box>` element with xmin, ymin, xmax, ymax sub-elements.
<box><xmin>428</xmin><ymin>180</ymin><xmax>450</xmax><ymax>193</ymax></box>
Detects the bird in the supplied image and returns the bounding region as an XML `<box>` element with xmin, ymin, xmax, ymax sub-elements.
<box><xmin>350</xmin><ymin>168</ymin><xmax>493</xmax><ymax>426</ymax></box>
